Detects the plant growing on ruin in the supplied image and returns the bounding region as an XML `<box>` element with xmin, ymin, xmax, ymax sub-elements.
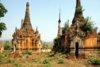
<box><xmin>80</xmin><ymin>17</ymin><xmax>94</xmax><ymax>35</ymax></box>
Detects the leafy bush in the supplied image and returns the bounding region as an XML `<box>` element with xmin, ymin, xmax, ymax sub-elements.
<box><xmin>31</xmin><ymin>58</ymin><xmax>38</xmax><ymax>63</ymax></box>
<box><xmin>88</xmin><ymin>58</ymin><xmax>100</xmax><ymax>65</ymax></box>
<box><xmin>7</xmin><ymin>58</ymin><xmax>14</xmax><ymax>63</ymax></box>
<box><xmin>43</xmin><ymin>59</ymin><xmax>49</xmax><ymax>64</ymax></box>
<box><xmin>0</xmin><ymin>54</ymin><xmax>4</xmax><ymax>62</ymax></box>
<box><xmin>22</xmin><ymin>50</ymin><xmax>32</xmax><ymax>55</ymax></box>
<box><xmin>3</xmin><ymin>41</ymin><xmax>11</xmax><ymax>50</ymax></box>
<box><xmin>42</xmin><ymin>59</ymin><xmax>50</xmax><ymax>67</ymax></box>
<box><xmin>14</xmin><ymin>61</ymin><xmax>22</xmax><ymax>67</ymax></box>
<box><xmin>58</xmin><ymin>59</ymin><xmax>64</xmax><ymax>64</ymax></box>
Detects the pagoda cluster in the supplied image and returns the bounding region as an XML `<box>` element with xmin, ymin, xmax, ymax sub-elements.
<box><xmin>52</xmin><ymin>0</ymin><xmax>100</xmax><ymax>55</ymax></box>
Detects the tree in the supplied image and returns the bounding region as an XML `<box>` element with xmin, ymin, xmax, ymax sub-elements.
<box><xmin>0</xmin><ymin>2</ymin><xmax>7</xmax><ymax>37</ymax></box>
<box><xmin>80</xmin><ymin>17</ymin><xmax>94</xmax><ymax>35</ymax></box>
<box><xmin>4</xmin><ymin>41</ymin><xmax>11</xmax><ymax>50</ymax></box>
<box><xmin>62</xmin><ymin>20</ymin><xmax>69</xmax><ymax>34</ymax></box>
<box><xmin>0</xmin><ymin>2</ymin><xmax>7</xmax><ymax>18</ymax></box>
<box><xmin>0</xmin><ymin>22</ymin><xmax>6</xmax><ymax>37</ymax></box>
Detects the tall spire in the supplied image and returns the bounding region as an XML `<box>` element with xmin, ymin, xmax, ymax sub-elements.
<box><xmin>57</xmin><ymin>10</ymin><xmax>62</xmax><ymax>37</ymax></box>
<box><xmin>72</xmin><ymin>0</ymin><xmax>85</xmax><ymax>24</ymax></box>
<box><xmin>75</xmin><ymin>0</ymin><xmax>83</xmax><ymax>16</ymax></box>
<box><xmin>22</xmin><ymin>2</ymin><xmax>32</xmax><ymax>30</ymax></box>
<box><xmin>76</xmin><ymin>0</ymin><xmax>81</xmax><ymax>9</ymax></box>
<box><xmin>58</xmin><ymin>9</ymin><xmax>61</xmax><ymax>23</ymax></box>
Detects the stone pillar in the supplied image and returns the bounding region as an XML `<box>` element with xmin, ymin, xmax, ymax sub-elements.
<box><xmin>13</xmin><ymin>40</ymin><xmax>17</xmax><ymax>53</ymax></box>
<box><xmin>13</xmin><ymin>45</ymin><xmax>16</xmax><ymax>53</ymax></box>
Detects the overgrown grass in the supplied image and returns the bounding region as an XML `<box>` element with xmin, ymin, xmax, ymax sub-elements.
<box><xmin>0</xmin><ymin>54</ymin><xmax>5</xmax><ymax>62</ymax></box>
<box><xmin>43</xmin><ymin>59</ymin><xmax>49</xmax><ymax>64</ymax></box>
<box><xmin>22</xmin><ymin>50</ymin><xmax>32</xmax><ymax>55</ymax></box>
<box><xmin>87</xmin><ymin>53</ymin><xmax>100</xmax><ymax>65</ymax></box>
<box><xmin>43</xmin><ymin>59</ymin><xmax>50</xmax><ymax>67</ymax></box>
<box><xmin>0</xmin><ymin>50</ymin><xmax>100</xmax><ymax>67</ymax></box>
<box><xmin>14</xmin><ymin>61</ymin><xmax>22</xmax><ymax>67</ymax></box>
<box><xmin>7</xmin><ymin>58</ymin><xmax>15</xmax><ymax>63</ymax></box>
<box><xmin>88</xmin><ymin>58</ymin><xmax>100</xmax><ymax>65</ymax></box>
<box><xmin>58</xmin><ymin>59</ymin><xmax>64</xmax><ymax>64</ymax></box>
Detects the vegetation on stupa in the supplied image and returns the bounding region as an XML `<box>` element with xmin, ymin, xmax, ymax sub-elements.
<box><xmin>80</xmin><ymin>17</ymin><xmax>94</xmax><ymax>35</ymax></box>
<box><xmin>62</xmin><ymin>20</ymin><xmax>69</xmax><ymax>34</ymax></box>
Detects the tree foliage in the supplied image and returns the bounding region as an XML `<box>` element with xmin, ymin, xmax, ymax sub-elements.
<box><xmin>80</xmin><ymin>17</ymin><xmax>94</xmax><ymax>34</ymax></box>
<box><xmin>62</xmin><ymin>20</ymin><xmax>69</xmax><ymax>34</ymax></box>
<box><xmin>0</xmin><ymin>3</ymin><xmax>7</xmax><ymax>18</ymax></box>
<box><xmin>4</xmin><ymin>41</ymin><xmax>11</xmax><ymax>50</ymax></box>
<box><xmin>0</xmin><ymin>22</ymin><xmax>6</xmax><ymax>37</ymax></box>
<box><xmin>0</xmin><ymin>2</ymin><xmax>7</xmax><ymax>37</ymax></box>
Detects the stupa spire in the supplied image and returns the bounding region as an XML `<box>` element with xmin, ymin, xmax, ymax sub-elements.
<box><xmin>72</xmin><ymin>0</ymin><xmax>85</xmax><ymax>24</ymax></box>
<box><xmin>58</xmin><ymin>9</ymin><xmax>61</xmax><ymax>23</ymax></box>
<box><xmin>22</xmin><ymin>2</ymin><xmax>32</xmax><ymax>30</ymax></box>
<box><xmin>57</xmin><ymin>9</ymin><xmax>62</xmax><ymax>37</ymax></box>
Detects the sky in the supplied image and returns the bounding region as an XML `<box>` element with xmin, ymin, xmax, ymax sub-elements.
<box><xmin>0</xmin><ymin>0</ymin><xmax>100</xmax><ymax>42</ymax></box>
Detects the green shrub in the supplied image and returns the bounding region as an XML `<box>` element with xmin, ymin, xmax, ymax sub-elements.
<box><xmin>14</xmin><ymin>61</ymin><xmax>22</xmax><ymax>67</ymax></box>
<box><xmin>42</xmin><ymin>59</ymin><xmax>50</xmax><ymax>67</ymax></box>
<box><xmin>31</xmin><ymin>58</ymin><xmax>38</xmax><ymax>63</ymax></box>
<box><xmin>45</xmin><ymin>64</ymin><xmax>50</xmax><ymax>67</ymax></box>
<box><xmin>18</xmin><ymin>54</ymin><xmax>22</xmax><ymax>58</ymax></box>
<box><xmin>58</xmin><ymin>59</ymin><xmax>64</xmax><ymax>64</ymax></box>
<box><xmin>43</xmin><ymin>59</ymin><xmax>49</xmax><ymax>64</ymax></box>
<box><xmin>4</xmin><ymin>41</ymin><xmax>11</xmax><ymax>50</ymax></box>
<box><xmin>7</xmin><ymin>58</ymin><xmax>14</xmax><ymax>63</ymax></box>
<box><xmin>26</xmin><ymin>55</ymin><xmax>29</xmax><ymax>58</ymax></box>
<box><xmin>88</xmin><ymin>58</ymin><xmax>100</xmax><ymax>65</ymax></box>
<box><xmin>0</xmin><ymin>54</ymin><xmax>4</xmax><ymax>62</ymax></box>
<box><xmin>22</xmin><ymin>50</ymin><xmax>32</xmax><ymax>55</ymax></box>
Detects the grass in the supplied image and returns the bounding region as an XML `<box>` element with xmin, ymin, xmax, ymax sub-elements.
<box><xmin>43</xmin><ymin>59</ymin><xmax>49</xmax><ymax>64</ymax></box>
<box><xmin>14</xmin><ymin>61</ymin><xmax>22</xmax><ymax>67</ymax></box>
<box><xmin>42</xmin><ymin>59</ymin><xmax>50</xmax><ymax>67</ymax></box>
<box><xmin>7</xmin><ymin>58</ymin><xmax>14</xmax><ymax>63</ymax></box>
<box><xmin>22</xmin><ymin>50</ymin><xmax>32</xmax><ymax>55</ymax></box>
<box><xmin>0</xmin><ymin>51</ymin><xmax>100</xmax><ymax>67</ymax></box>
<box><xmin>58</xmin><ymin>59</ymin><xmax>64</xmax><ymax>64</ymax></box>
<box><xmin>0</xmin><ymin>54</ymin><xmax>5</xmax><ymax>62</ymax></box>
<box><xmin>88</xmin><ymin>59</ymin><xmax>100</xmax><ymax>65</ymax></box>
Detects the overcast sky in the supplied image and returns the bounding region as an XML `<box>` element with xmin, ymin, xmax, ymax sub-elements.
<box><xmin>0</xmin><ymin>0</ymin><xmax>100</xmax><ymax>42</ymax></box>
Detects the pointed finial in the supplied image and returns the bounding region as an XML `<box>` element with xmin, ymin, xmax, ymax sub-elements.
<box><xmin>36</xmin><ymin>27</ymin><xmax>38</xmax><ymax>31</ymax></box>
<box><xmin>36</xmin><ymin>26</ymin><xmax>39</xmax><ymax>33</ymax></box>
<box><xmin>76</xmin><ymin>0</ymin><xmax>82</xmax><ymax>13</ymax></box>
<box><xmin>21</xmin><ymin>19</ymin><xmax>24</xmax><ymax>28</ymax></box>
<box><xmin>26</xmin><ymin>2</ymin><xmax>29</xmax><ymax>7</ymax></box>
<box><xmin>15</xmin><ymin>27</ymin><xmax>17</xmax><ymax>31</ymax></box>
<box><xmin>72</xmin><ymin>0</ymin><xmax>84</xmax><ymax>24</ymax></box>
<box><xmin>24</xmin><ymin>1</ymin><xmax>30</xmax><ymax>22</ymax></box>
<box><xmin>76</xmin><ymin>0</ymin><xmax>81</xmax><ymax>8</ymax></box>
<box><xmin>67</xmin><ymin>20</ymin><xmax>69</xmax><ymax>27</ymax></box>
<box><xmin>58</xmin><ymin>8</ymin><xmax>61</xmax><ymax>23</ymax></box>
<box><xmin>59</xmin><ymin>8</ymin><xmax>61</xmax><ymax>19</ymax></box>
